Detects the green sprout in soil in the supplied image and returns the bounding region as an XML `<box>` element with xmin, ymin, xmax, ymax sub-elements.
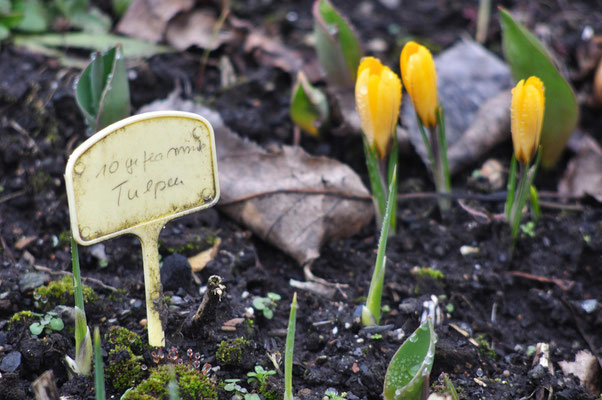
<box><xmin>216</xmin><ymin>337</ymin><xmax>249</xmax><ymax>367</ymax></box>
<box><xmin>284</xmin><ymin>293</ymin><xmax>297</xmax><ymax>400</ymax></box>
<box><xmin>64</xmin><ymin>238</ymin><xmax>93</xmax><ymax>376</ymax></box>
<box><xmin>28</xmin><ymin>311</ymin><xmax>64</xmax><ymax>336</ymax></box>
<box><xmin>361</xmin><ymin>166</ymin><xmax>397</xmax><ymax>326</ymax></box>
<box><xmin>475</xmin><ymin>334</ymin><xmax>496</xmax><ymax>360</ymax></box>
<box><xmin>414</xmin><ymin>267</ymin><xmax>445</xmax><ymax>280</ymax></box>
<box><xmin>383</xmin><ymin>319</ymin><xmax>437</xmax><ymax>400</ymax></box>
<box><xmin>323</xmin><ymin>389</ymin><xmax>348</xmax><ymax>400</ymax></box>
<box><xmin>247</xmin><ymin>365</ymin><xmax>276</xmax><ymax>394</ymax></box>
<box><xmin>123</xmin><ymin>364</ymin><xmax>217</xmax><ymax>400</ymax></box>
<box><xmin>252</xmin><ymin>292</ymin><xmax>281</xmax><ymax>319</ymax></box>
<box><xmin>520</xmin><ymin>221</ymin><xmax>536</xmax><ymax>238</ymax></box>
<box><xmin>94</xmin><ymin>327</ymin><xmax>106</xmax><ymax>400</ymax></box>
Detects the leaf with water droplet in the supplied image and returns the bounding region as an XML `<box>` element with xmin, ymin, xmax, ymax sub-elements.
<box><xmin>313</xmin><ymin>0</ymin><xmax>362</xmax><ymax>88</ymax></box>
<box><xmin>383</xmin><ymin>318</ymin><xmax>436</xmax><ymax>400</ymax></box>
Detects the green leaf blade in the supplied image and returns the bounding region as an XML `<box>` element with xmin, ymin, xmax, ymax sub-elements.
<box><xmin>284</xmin><ymin>293</ymin><xmax>297</xmax><ymax>400</ymax></box>
<box><xmin>500</xmin><ymin>8</ymin><xmax>579</xmax><ymax>167</ymax></box>
<box><xmin>383</xmin><ymin>319</ymin><xmax>436</xmax><ymax>400</ymax></box>
<box><xmin>290</xmin><ymin>72</ymin><xmax>329</xmax><ymax>136</ymax></box>
<box><xmin>313</xmin><ymin>0</ymin><xmax>362</xmax><ymax>87</ymax></box>
<box><xmin>75</xmin><ymin>44</ymin><xmax>130</xmax><ymax>134</ymax></box>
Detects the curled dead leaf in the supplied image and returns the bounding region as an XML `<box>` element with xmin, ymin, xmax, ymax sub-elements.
<box><xmin>188</xmin><ymin>238</ymin><xmax>221</xmax><ymax>272</ymax></box>
<box><xmin>116</xmin><ymin>0</ymin><xmax>195</xmax><ymax>43</ymax></box>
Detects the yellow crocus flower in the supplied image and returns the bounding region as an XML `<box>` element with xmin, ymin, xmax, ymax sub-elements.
<box><xmin>355</xmin><ymin>57</ymin><xmax>402</xmax><ymax>159</ymax></box>
<box><xmin>399</xmin><ymin>41</ymin><xmax>438</xmax><ymax>128</ymax></box>
<box><xmin>510</xmin><ymin>76</ymin><xmax>545</xmax><ymax>164</ymax></box>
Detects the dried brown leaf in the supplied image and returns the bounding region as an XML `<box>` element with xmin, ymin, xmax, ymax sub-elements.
<box><xmin>116</xmin><ymin>0</ymin><xmax>195</xmax><ymax>43</ymax></box>
<box><xmin>165</xmin><ymin>10</ymin><xmax>234</xmax><ymax>51</ymax></box>
<box><xmin>139</xmin><ymin>94</ymin><xmax>373</xmax><ymax>264</ymax></box>
<box><xmin>558</xmin><ymin>149</ymin><xmax>602</xmax><ymax>202</ymax></box>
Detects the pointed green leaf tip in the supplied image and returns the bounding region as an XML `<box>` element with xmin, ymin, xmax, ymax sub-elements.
<box><xmin>313</xmin><ymin>0</ymin><xmax>362</xmax><ymax>87</ymax></box>
<box><xmin>500</xmin><ymin>8</ymin><xmax>578</xmax><ymax>167</ymax></box>
<box><xmin>75</xmin><ymin>44</ymin><xmax>131</xmax><ymax>135</ymax></box>
<box><xmin>384</xmin><ymin>319</ymin><xmax>437</xmax><ymax>400</ymax></box>
<box><xmin>290</xmin><ymin>71</ymin><xmax>329</xmax><ymax>137</ymax></box>
<box><xmin>94</xmin><ymin>327</ymin><xmax>106</xmax><ymax>400</ymax></box>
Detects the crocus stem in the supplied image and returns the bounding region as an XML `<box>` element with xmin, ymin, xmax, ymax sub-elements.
<box><xmin>430</xmin><ymin>127</ymin><xmax>451</xmax><ymax>213</ymax></box>
<box><xmin>510</xmin><ymin>163</ymin><xmax>530</xmax><ymax>243</ymax></box>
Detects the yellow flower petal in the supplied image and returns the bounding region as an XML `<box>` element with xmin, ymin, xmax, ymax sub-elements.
<box><xmin>355</xmin><ymin>66</ymin><xmax>374</xmax><ymax>146</ymax></box>
<box><xmin>400</xmin><ymin>42</ymin><xmax>438</xmax><ymax>127</ymax></box>
<box><xmin>355</xmin><ymin>57</ymin><xmax>403</xmax><ymax>158</ymax></box>
<box><xmin>511</xmin><ymin>76</ymin><xmax>545</xmax><ymax>164</ymax></box>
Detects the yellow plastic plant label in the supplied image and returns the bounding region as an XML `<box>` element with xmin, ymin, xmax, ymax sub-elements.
<box><xmin>65</xmin><ymin>111</ymin><xmax>220</xmax><ymax>347</ymax></box>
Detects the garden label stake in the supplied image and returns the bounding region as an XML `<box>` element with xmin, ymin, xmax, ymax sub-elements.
<box><xmin>65</xmin><ymin>111</ymin><xmax>220</xmax><ymax>347</ymax></box>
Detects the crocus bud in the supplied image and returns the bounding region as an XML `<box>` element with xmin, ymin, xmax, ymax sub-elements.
<box><xmin>355</xmin><ymin>57</ymin><xmax>402</xmax><ymax>159</ymax></box>
<box><xmin>511</xmin><ymin>76</ymin><xmax>545</xmax><ymax>164</ymax></box>
<box><xmin>399</xmin><ymin>41</ymin><xmax>438</xmax><ymax>128</ymax></box>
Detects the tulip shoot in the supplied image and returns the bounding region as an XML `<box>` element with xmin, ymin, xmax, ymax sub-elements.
<box><xmin>313</xmin><ymin>0</ymin><xmax>362</xmax><ymax>88</ymax></box>
<box><xmin>362</xmin><ymin>166</ymin><xmax>396</xmax><ymax>326</ymax></box>
<box><xmin>383</xmin><ymin>318</ymin><xmax>436</xmax><ymax>400</ymax></box>
<box><xmin>75</xmin><ymin>44</ymin><xmax>130</xmax><ymax>135</ymax></box>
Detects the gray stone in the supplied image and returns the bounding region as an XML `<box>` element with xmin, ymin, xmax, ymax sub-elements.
<box><xmin>19</xmin><ymin>272</ymin><xmax>49</xmax><ymax>292</ymax></box>
<box><xmin>0</xmin><ymin>351</ymin><xmax>22</xmax><ymax>372</ymax></box>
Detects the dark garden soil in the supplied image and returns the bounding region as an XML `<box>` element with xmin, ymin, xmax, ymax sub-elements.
<box><xmin>1</xmin><ymin>1</ymin><xmax>602</xmax><ymax>399</ymax></box>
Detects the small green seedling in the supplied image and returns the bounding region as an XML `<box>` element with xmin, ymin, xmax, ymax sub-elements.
<box><xmin>247</xmin><ymin>365</ymin><xmax>276</xmax><ymax>393</ymax></box>
<box><xmin>284</xmin><ymin>293</ymin><xmax>297</xmax><ymax>400</ymax></box>
<box><xmin>252</xmin><ymin>292</ymin><xmax>281</xmax><ymax>319</ymax></box>
<box><xmin>29</xmin><ymin>312</ymin><xmax>64</xmax><ymax>336</ymax></box>
<box><xmin>520</xmin><ymin>221</ymin><xmax>536</xmax><ymax>238</ymax></box>
<box><xmin>290</xmin><ymin>71</ymin><xmax>329</xmax><ymax>137</ymax></box>
<box><xmin>323</xmin><ymin>389</ymin><xmax>347</xmax><ymax>400</ymax></box>
<box><xmin>383</xmin><ymin>319</ymin><xmax>437</xmax><ymax>400</ymax></box>
<box><xmin>223</xmin><ymin>379</ymin><xmax>260</xmax><ymax>400</ymax></box>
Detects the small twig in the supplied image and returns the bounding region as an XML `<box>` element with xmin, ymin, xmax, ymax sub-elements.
<box><xmin>0</xmin><ymin>189</ymin><xmax>26</xmax><ymax>204</ymax></box>
<box><xmin>219</xmin><ymin>189</ymin><xmax>371</xmax><ymax>206</ymax></box>
<box><xmin>538</xmin><ymin>200</ymin><xmax>583</xmax><ymax>211</ymax></box>
<box><xmin>507</xmin><ymin>270</ymin><xmax>575</xmax><ymax>291</ymax></box>
<box><xmin>32</xmin><ymin>265</ymin><xmax>119</xmax><ymax>292</ymax></box>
